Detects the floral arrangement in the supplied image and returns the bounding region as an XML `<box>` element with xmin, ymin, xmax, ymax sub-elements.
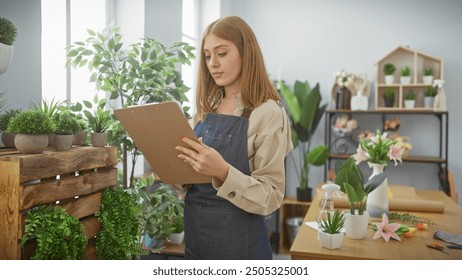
<box><xmin>370</xmin><ymin>212</ymin><xmax>433</xmax><ymax>242</ymax></box>
<box><xmin>353</xmin><ymin>129</ymin><xmax>404</xmax><ymax>166</ymax></box>
<box><xmin>333</xmin><ymin>70</ymin><xmax>354</xmax><ymax>88</ymax></box>
<box><xmin>333</xmin><ymin>114</ymin><xmax>358</xmax><ymax>133</ymax></box>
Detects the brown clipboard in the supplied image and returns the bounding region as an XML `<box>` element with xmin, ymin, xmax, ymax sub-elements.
<box><xmin>114</xmin><ymin>102</ymin><xmax>212</xmax><ymax>184</ymax></box>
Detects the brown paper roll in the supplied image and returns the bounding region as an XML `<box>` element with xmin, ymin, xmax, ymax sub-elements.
<box><xmin>333</xmin><ymin>196</ymin><xmax>445</xmax><ymax>213</ymax></box>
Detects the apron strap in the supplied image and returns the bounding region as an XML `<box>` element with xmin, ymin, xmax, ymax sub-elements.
<box><xmin>241</xmin><ymin>107</ymin><xmax>252</xmax><ymax>119</ymax></box>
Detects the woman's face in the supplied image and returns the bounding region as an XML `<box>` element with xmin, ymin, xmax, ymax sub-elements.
<box><xmin>203</xmin><ymin>33</ymin><xmax>242</xmax><ymax>93</ymax></box>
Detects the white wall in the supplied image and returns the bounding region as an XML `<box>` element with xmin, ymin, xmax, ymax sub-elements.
<box><xmin>218</xmin><ymin>0</ymin><xmax>462</xmax><ymax>203</ymax></box>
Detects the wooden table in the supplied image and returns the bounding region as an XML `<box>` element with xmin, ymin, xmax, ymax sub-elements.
<box><xmin>290</xmin><ymin>186</ymin><xmax>462</xmax><ymax>260</ymax></box>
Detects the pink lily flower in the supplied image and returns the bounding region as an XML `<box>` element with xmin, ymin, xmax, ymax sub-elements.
<box><xmin>388</xmin><ymin>144</ymin><xmax>404</xmax><ymax>166</ymax></box>
<box><xmin>352</xmin><ymin>144</ymin><xmax>368</xmax><ymax>164</ymax></box>
<box><xmin>373</xmin><ymin>213</ymin><xmax>401</xmax><ymax>242</ymax></box>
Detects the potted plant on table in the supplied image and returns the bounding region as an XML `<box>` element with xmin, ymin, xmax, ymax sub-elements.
<box><xmin>279</xmin><ymin>80</ymin><xmax>328</xmax><ymax>202</ymax></box>
<box><xmin>82</xmin><ymin>97</ymin><xmax>113</xmax><ymax>147</ymax></box>
<box><xmin>422</xmin><ymin>66</ymin><xmax>434</xmax><ymax>84</ymax></box>
<box><xmin>423</xmin><ymin>86</ymin><xmax>437</xmax><ymax>108</ymax></box>
<box><xmin>53</xmin><ymin>111</ymin><xmax>80</xmax><ymax>151</ymax></box>
<box><xmin>383</xmin><ymin>63</ymin><xmax>396</xmax><ymax>85</ymax></box>
<box><xmin>168</xmin><ymin>215</ymin><xmax>185</xmax><ymax>245</ymax></box>
<box><xmin>0</xmin><ymin>17</ymin><xmax>17</xmax><ymax>75</ymax></box>
<box><xmin>400</xmin><ymin>66</ymin><xmax>412</xmax><ymax>85</ymax></box>
<box><xmin>404</xmin><ymin>90</ymin><xmax>416</xmax><ymax>109</ymax></box>
<box><xmin>6</xmin><ymin>110</ymin><xmax>56</xmax><ymax>153</ymax></box>
<box><xmin>0</xmin><ymin>109</ymin><xmax>20</xmax><ymax>148</ymax></box>
<box><xmin>318</xmin><ymin>209</ymin><xmax>346</xmax><ymax>249</ymax></box>
<box><xmin>383</xmin><ymin>88</ymin><xmax>395</xmax><ymax>107</ymax></box>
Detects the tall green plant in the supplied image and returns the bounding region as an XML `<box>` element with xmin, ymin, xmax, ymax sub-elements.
<box><xmin>66</xmin><ymin>23</ymin><xmax>195</xmax><ymax>188</ymax></box>
<box><xmin>279</xmin><ymin>80</ymin><xmax>328</xmax><ymax>190</ymax></box>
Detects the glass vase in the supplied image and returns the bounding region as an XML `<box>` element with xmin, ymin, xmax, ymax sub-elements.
<box><xmin>366</xmin><ymin>163</ymin><xmax>389</xmax><ymax>218</ymax></box>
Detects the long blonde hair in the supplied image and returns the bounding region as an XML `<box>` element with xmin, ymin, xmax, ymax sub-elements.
<box><xmin>196</xmin><ymin>16</ymin><xmax>279</xmax><ymax>119</ymax></box>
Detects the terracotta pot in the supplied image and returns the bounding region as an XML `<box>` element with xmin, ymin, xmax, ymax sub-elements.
<box><xmin>14</xmin><ymin>134</ymin><xmax>48</xmax><ymax>154</ymax></box>
<box><xmin>1</xmin><ymin>132</ymin><xmax>16</xmax><ymax>148</ymax></box>
<box><xmin>54</xmin><ymin>134</ymin><xmax>74</xmax><ymax>151</ymax></box>
<box><xmin>91</xmin><ymin>132</ymin><xmax>107</xmax><ymax>147</ymax></box>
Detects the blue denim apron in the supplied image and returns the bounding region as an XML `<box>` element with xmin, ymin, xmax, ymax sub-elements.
<box><xmin>184</xmin><ymin>109</ymin><xmax>272</xmax><ymax>260</ymax></box>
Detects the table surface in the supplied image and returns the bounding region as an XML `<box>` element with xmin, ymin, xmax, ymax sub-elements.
<box><xmin>290</xmin><ymin>186</ymin><xmax>462</xmax><ymax>260</ymax></box>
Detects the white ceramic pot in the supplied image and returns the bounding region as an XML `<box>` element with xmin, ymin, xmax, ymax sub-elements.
<box><xmin>14</xmin><ymin>134</ymin><xmax>49</xmax><ymax>154</ymax></box>
<box><xmin>0</xmin><ymin>42</ymin><xmax>13</xmax><ymax>75</ymax></box>
<box><xmin>400</xmin><ymin>76</ymin><xmax>412</xmax><ymax>85</ymax></box>
<box><xmin>318</xmin><ymin>231</ymin><xmax>344</xmax><ymax>249</ymax></box>
<box><xmin>345</xmin><ymin>211</ymin><xmax>369</xmax><ymax>240</ymax></box>
<box><xmin>350</xmin><ymin>92</ymin><xmax>368</xmax><ymax>111</ymax></box>
<box><xmin>404</xmin><ymin>100</ymin><xmax>415</xmax><ymax>109</ymax></box>
<box><xmin>384</xmin><ymin>75</ymin><xmax>394</xmax><ymax>85</ymax></box>
<box><xmin>424</xmin><ymin>97</ymin><xmax>435</xmax><ymax>108</ymax></box>
<box><xmin>168</xmin><ymin>231</ymin><xmax>185</xmax><ymax>245</ymax></box>
<box><xmin>422</xmin><ymin>75</ymin><xmax>433</xmax><ymax>84</ymax></box>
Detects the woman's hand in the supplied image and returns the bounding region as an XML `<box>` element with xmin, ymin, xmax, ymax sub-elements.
<box><xmin>175</xmin><ymin>137</ymin><xmax>229</xmax><ymax>181</ymax></box>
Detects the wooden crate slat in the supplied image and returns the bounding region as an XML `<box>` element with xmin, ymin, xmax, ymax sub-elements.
<box><xmin>21</xmin><ymin>168</ymin><xmax>117</xmax><ymax>210</ymax></box>
<box><xmin>81</xmin><ymin>216</ymin><xmax>101</xmax><ymax>240</ymax></box>
<box><xmin>0</xmin><ymin>161</ymin><xmax>22</xmax><ymax>260</ymax></box>
<box><xmin>85</xmin><ymin>238</ymin><xmax>97</xmax><ymax>260</ymax></box>
<box><xmin>60</xmin><ymin>191</ymin><xmax>103</xmax><ymax>220</ymax></box>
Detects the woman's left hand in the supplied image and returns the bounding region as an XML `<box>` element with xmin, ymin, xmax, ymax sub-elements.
<box><xmin>175</xmin><ymin>137</ymin><xmax>229</xmax><ymax>181</ymax></box>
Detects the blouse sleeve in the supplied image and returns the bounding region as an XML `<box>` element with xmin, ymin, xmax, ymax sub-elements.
<box><xmin>214</xmin><ymin>101</ymin><xmax>293</xmax><ymax>216</ymax></box>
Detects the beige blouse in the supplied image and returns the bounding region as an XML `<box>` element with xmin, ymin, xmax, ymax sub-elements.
<box><xmin>208</xmin><ymin>95</ymin><xmax>293</xmax><ymax>216</ymax></box>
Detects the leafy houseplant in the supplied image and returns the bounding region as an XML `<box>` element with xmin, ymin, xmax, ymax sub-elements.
<box><xmin>20</xmin><ymin>205</ymin><xmax>87</xmax><ymax>260</ymax></box>
<box><xmin>0</xmin><ymin>109</ymin><xmax>20</xmax><ymax>148</ymax></box>
<box><xmin>0</xmin><ymin>17</ymin><xmax>18</xmax><ymax>75</ymax></box>
<box><xmin>383</xmin><ymin>88</ymin><xmax>395</xmax><ymax>107</ymax></box>
<box><xmin>400</xmin><ymin>66</ymin><xmax>412</xmax><ymax>85</ymax></box>
<box><xmin>423</xmin><ymin>66</ymin><xmax>434</xmax><ymax>84</ymax></box>
<box><xmin>404</xmin><ymin>90</ymin><xmax>416</xmax><ymax>109</ymax></box>
<box><xmin>7</xmin><ymin>110</ymin><xmax>56</xmax><ymax>153</ymax></box>
<box><xmin>96</xmin><ymin>187</ymin><xmax>143</xmax><ymax>260</ymax></box>
<box><xmin>383</xmin><ymin>63</ymin><xmax>396</xmax><ymax>85</ymax></box>
<box><xmin>53</xmin><ymin>111</ymin><xmax>81</xmax><ymax>151</ymax></box>
<box><xmin>279</xmin><ymin>80</ymin><xmax>328</xmax><ymax>201</ymax></box>
<box><xmin>66</xmin><ymin>23</ymin><xmax>194</xmax><ymax>189</ymax></box>
<box><xmin>423</xmin><ymin>86</ymin><xmax>437</xmax><ymax>108</ymax></box>
<box><xmin>424</xmin><ymin>66</ymin><xmax>434</xmax><ymax>76</ymax></box>
<box><xmin>80</xmin><ymin>97</ymin><xmax>113</xmax><ymax>147</ymax></box>
<box><xmin>318</xmin><ymin>209</ymin><xmax>346</xmax><ymax>249</ymax></box>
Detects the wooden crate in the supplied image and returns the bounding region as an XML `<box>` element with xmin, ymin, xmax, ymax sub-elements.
<box><xmin>0</xmin><ymin>146</ymin><xmax>118</xmax><ymax>260</ymax></box>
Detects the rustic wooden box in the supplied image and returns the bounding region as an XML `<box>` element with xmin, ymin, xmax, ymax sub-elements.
<box><xmin>0</xmin><ymin>146</ymin><xmax>118</xmax><ymax>260</ymax></box>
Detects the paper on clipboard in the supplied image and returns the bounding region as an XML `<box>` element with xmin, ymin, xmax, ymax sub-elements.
<box><xmin>114</xmin><ymin>102</ymin><xmax>212</xmax><ymax>184</ymax></box>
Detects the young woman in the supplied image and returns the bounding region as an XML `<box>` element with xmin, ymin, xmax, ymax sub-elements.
<box><xmin>175</xmin><ymin>16</ymin><xmax>293</xmax><ymax>260</ymax></box>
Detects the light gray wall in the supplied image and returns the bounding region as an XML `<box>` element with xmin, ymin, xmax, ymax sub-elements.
<box><xmin>145</xmin><ymin>0</ymin><xmax>182</xmax><ymax>45</ymax></box>
<box><xmin>219</xmin><ymin>0</ymin><xmax>462</xmax><ymax>203</ymax></box>
<box><xmin>0</xmin><ymin>0</ymin><xmax>41</xmax><ymax>110</ymax></box>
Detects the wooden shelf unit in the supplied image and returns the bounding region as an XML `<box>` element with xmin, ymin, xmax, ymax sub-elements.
<box><xmin>278</xmin><ymin>196</ymin><xmax>311</xmax><ymax>255</ymax></box>
<box><xmin>0</xmin><ymin>146</ymin><xmax>118</xmax><ymax>260</ymax></box>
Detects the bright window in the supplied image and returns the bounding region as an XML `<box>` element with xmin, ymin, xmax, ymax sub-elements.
<box><xmin>182</xmin><ymin>0</ymin><xmax>197</xmax><ymax>115</ymax></box>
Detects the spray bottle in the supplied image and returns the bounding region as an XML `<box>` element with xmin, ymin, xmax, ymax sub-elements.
<box><xmin>317</xmin><ymin>183</ymin><xmax>341</xmax><ymax>237</ymax></box>
<box><xmin>433</xmin><ymin>79</ymin><xmax>446</xmax><ymax>111</ymax></box>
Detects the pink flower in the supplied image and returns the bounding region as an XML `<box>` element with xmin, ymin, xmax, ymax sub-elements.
<box><xmin>373</xmin><ymin>213</ymin><xmax>401</xmax><ymax>242</ymax></box>
<box><xmin>388</xmin><ymin>144</ymin><xmax>404</xmax><ymax>166</ymax></box>
<box><xmin>352</xmin><ymin>144</ymin><xmax>368</xmax><ymax>164</ymax></box>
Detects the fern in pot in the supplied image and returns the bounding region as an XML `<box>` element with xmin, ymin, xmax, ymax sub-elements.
<box><xmin>0</xmin><ymin>109</ymin><xmax>20</xmax><ymax>148</ymax></box>
<box><xmin>53</xmin><ymin>111</ymin><xmax>80</xmax><ymax>151</ymax></box>
<box><xmin>7</xmin><ymin>110</ymin><xmax>55</xmax><ymax>153</ymax></box>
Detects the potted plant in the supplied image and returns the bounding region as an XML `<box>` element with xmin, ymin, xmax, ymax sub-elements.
<box><xmin>383</xmin><ymin>63</ymin><xmax>396</xmax><ymax>85</ymax></box>
<box><xmin>6</xmin><ymin>110</ymin><xmax>56</xmax><ymax>153</ymax></box>
<box><xmin>400</xmin><ymin>66</ymin><xmax>412</xmax><ymax>84</ymax></box>
<box><xmin>30</xmin><ymin>98</ymin><xmax>63</xmax><ymax>146</ymax></box>
<box><xmin>383</xmin><ymin>88</ymin><xmax>395</xmax><ymax>107</ymax></box>
<box><xmin>20</xmin><ymin>205</ymin><xmax>87</xmax><ymax>259</ymax></box>
<box><xmin>53</xmin><ymin>111</ymin><xmax>81</xmax><ymax>151</ymax></box>
<box><xmin>0</xmin><ymin>17</ymin><xmax>17</xmax><ymax>75</ymax></box>
<box><xmin>404</xmin><ymin>90</ymin><xmax>416</xmax><ymax>109</ymax></box>
<box><xmin>0</xmin><ymin>109</ymin><xmax>20</xmax><ymax>148</ymax></box>
<box><xmin>279</xmin><ymin>80</ymin><xmax>328</xmax><ymax>202</ymax></box>
<box><xmin>334</xmin><ymin>157</ymin><xmax>386</xmax><ymax>239</ymax></box>
<box><xmin>73</xmin><ymin>118</ymin><xmax>88</xmax><ymax>146</ymax></box>
<box><xmin>82</xmin><ymin>97</ymin><xmax>113</xmax><ymax>147</ymax></box>
<box><xmin>318</xmin><ymin>209</ymin><xmax>346</xmax><ymax>249</ymax></box>
<box><xmin>423</xmin><ymin>66</ymin><xmax>434</xmax><ymax>84</ymax></box>
<box><xmin>423</xmin><ymin>86</ymin><xmax>437</xmax><ymax>108</ymax></box>
<box><xmin>168</xmin><ymin>215</ymin><xmax>184</xmax><ymax>245</ymax></box>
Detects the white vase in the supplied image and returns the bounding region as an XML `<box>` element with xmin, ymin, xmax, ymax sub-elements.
<box><xmin>384</xmin><ymin>75</ymin><xmax>394</xmax><ymax>85</ymax></box>
<box><xmin>345</xmin><ymin>211</ymin><xmax>369</xmax><ymax>240</ymax></box>
<box><xmin>366</xmin><ymin>163</ymin><xmax>389</xmax><ymax>218</ymax></box>
<box><xmin>350</xmin><ymin>91</ymin><xmax>368</xmax><ymax>111</ymax></box>
<box><xmin>422</xmin><ymin>75</ymin><xmax>433</xmax><ymax>84</ymax></box>
<box><xmin>400</xmin><ymin>76</ymin><xmax>411</xmax><ymax>85</ymax></box>
<box><xmin>0</xmin><ymin>42</ymin><xmax>13</xmax><ymax>75</ymax></box>
<box><xmin>404</xmin><ymin>100</ymin><xmax>415</xmax><ymax>109</ymax></box>
<box><xmin>318</xmin><ymin>231</ymin><xmax>344</xmax><ymax>249</ymax></box>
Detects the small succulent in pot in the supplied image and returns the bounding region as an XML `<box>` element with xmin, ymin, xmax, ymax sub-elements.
<box><xmin>405</xmin><ymin>90</ymin><xmax>415</xmax><ymax>101</ymax></box>
<box><xmin>383</xmin><ymin>63</ymin><xmax>396</xmax><ymax>76</ymax></box>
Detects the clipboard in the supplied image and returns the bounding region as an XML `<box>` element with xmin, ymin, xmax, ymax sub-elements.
<box><xmin>114</xmin><ymin>102</ymin><xmax>212</xmax><ymax>184</ymax></box>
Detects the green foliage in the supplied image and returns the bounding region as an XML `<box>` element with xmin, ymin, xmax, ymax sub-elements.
<box><xmin>423</xmin><ymin>66</ymin><xmax>434</xmax><ymax>76</ymax></box>
<box><xmin>131</xmin><ymin>178</ymin><xmax>184</xmax><ymax>251</ymax></box>
<box><xmin>278</xmin><ymin>80</ymin><xmax>328</xmax><ymax>190</ymax></box>
<box><xmin>66</xmin><ymin>23</ymin><xmax>195</xmax><ymax>188</ymax></box>
<box><xmin>29</xmin><ymin>98</ymin><xmax>63</xmax><ymax>119</ymax></box>
<box><xmin>424</xmin><ymin>86</ymin><xmax>437</xmax><ymax>97</ymax></box>
<box><xmin>405</xmin><ymin>90</ymin><xmax>415</xmax><ymax>100</ymax></box>
<box><xmin>20</xmin><ymin>205</ymin><xmax>87</xmax><ymax>260</ymax></box>
<box><xmin>383</xmin><ymin>63</ymin><xmax>396</xmax><ymax>75</ymax></box>
<box><xmin>0</xmin><ymin>109</ymin><xmax>20</xmax><ymax>131</ymax></box>
<box><xmin>318</xmin><ymin>209</ymin><xmax>346</xmax><ymax>234</ymax></box>
<box><xmin>401</xmin><ymin>66</ymin><xmax>411</xmax><ymax>77</ymax></box>
<box><xmin>96</xmin><ymin>187</ymin><xmax>143</xmax><ymax>260</ymax></box>
<box><xmin>7</xmin><ymin>110</ymin><xmax>56</xmax><ymax>134</ymax></box>
<box><xmin>85</xmin><ymin>107</ymin><xmax>112</xmax><ymax>133</ymax></box>
<box><xmin>383</xmin><ymin>88</ymin><xmax>395</xmax><ymax>100</ymax></box>
<box><xmin>53</xmin><ymin>111</ymin><xmax>80</xmax><ymax>135</ymax></box>
<box><xmin>0</xmin><ymin>17</ymin><xmax>18</xmax><ymax>45</ymax></box>
<box><xmin>335</xmin><ymin>158</ymin><xmax>386</xmax><ymax>215</ymax></box>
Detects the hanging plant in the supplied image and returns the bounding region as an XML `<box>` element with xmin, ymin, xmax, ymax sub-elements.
<box><xmin>20</xmin><ymin>205</ymin><xmax>87</xmax><ymax>260</ymax></box>
<box><xmin>96</xmin><ymin>187</ymin><xmax>143</xmax><ymax>260</ymax></box>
